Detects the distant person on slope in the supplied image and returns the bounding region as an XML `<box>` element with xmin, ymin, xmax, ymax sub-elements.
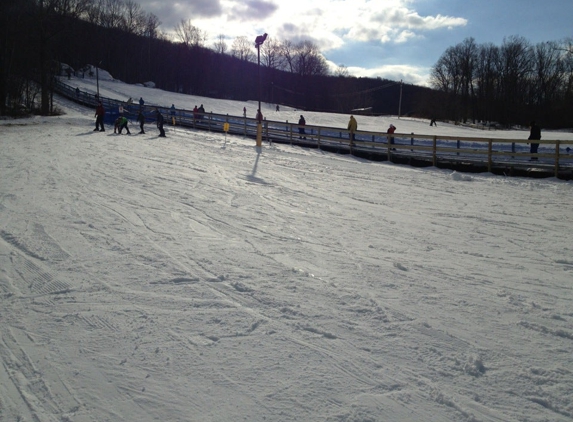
<box><xmin>347</xmin><ymin>115</ymin><xmax>357</xmax><ymax>142</ymax></box>
<box><xmin>137</xmin><ymin>110</ymin><xmax>146</xmax><ymax>134</ymax></box>
<box><xmin>156</xmin><ymin>109</ymin><xmax>166</xmax><ymax>137</ymax></box>
<box><xmin>528</xmin><ymin>120</ymin><xmax>541</xmax><ymax>160</ymax></box>
<box><xmin>94</xmin><ymin>101</ymin><xmax>105</xmax><ymax>132</ymax></box>
<box><xmin>298</xmin><ymin>115</ymin><xmax>306</xmax><ymax>139</ymax></box>
<box><xmin>387</xmin><ymin>124</ymin><xmax>396</xmax><ymax>147</ymax></box>
<box><xmin>117</xmin><ymin>116</ymin><xmax>131</xmax><ymax>134</ymax></box>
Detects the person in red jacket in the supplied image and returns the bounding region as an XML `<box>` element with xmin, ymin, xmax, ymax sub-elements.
<box><xmin>387</xmin><ymin>124</ymin><xmax>396</xmax><ymax>146</ymax></box>
<box><xmin>94</xmin><ymin>101</ymin><xmax>105</xmax><ymax>132</ymax></box>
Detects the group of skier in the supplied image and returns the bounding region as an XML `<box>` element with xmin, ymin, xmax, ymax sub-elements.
<box><xmin>93</xmin><ymin>99</ymin><xmax>165</xmax><ymax>137</ymax></box>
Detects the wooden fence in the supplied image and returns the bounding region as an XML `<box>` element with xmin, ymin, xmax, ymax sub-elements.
<box><xmin>56</xmin><ymin>80</ymin><xmax>573</xmax><ymax>180</ymax></box>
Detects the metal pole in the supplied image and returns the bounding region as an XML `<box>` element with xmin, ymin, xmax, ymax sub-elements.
<box><xmin>258</xmin><ymin>45</ymin><xmax>261</xmax><ymax>117</ymax></box>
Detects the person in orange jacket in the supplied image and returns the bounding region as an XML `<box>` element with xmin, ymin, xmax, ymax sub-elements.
<box><xmin>347</xmin><ymin>115</ymin><xmax>357</xmax><ymax>142</ymax></box>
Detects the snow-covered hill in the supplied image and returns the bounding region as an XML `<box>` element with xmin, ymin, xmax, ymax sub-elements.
<box><xmin>1</xmin><ymin>76</ymin><xmax>572</xmax><ymax>421</ymax></box>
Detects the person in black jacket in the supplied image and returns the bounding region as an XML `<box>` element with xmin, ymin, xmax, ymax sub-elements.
<box><xmin>298</xmin><ymin>115</ymin><xmax>306</xmax><ymax>139</ymax></box>
<box><xmin>137</xmin><ymin>110</ymin><xmax>145</xmax><ymax>134</ymax></box>
<box><xmin>528</xmin><ymin>121</ymin><xmax>541</xmax><ymax>160</ymax></box>
<box><xmin>156</xmin><ymin>109</ymin><xmax>166</xmax><ymax>137</ymax></box>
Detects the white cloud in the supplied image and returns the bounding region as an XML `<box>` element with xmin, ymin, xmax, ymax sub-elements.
<box><xmin>145</xmin><ymin>0</ymin><xmax>461</xmax><ymax>87</ymax></box>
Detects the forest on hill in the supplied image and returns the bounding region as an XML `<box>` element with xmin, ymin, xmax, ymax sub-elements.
<box><xmin>1</xmin><ymin>0</ymin><xmax>571</xmax><ymax>127</ymax></box>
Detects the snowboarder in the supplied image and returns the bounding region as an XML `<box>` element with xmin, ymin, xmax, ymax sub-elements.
<box><xmin>298</xmin><ymin>115</ymin><xmax>306</xmax><ymax>139</ymax></box>
<box><xmin>156</xmin><ymin>109</ymin><xmax>166</xmax><ymax>137</ymax></box>
<box><xmin>94</xmin><ymin>101</ymin><xmax>105</xmax><ymax>132</ymax></box>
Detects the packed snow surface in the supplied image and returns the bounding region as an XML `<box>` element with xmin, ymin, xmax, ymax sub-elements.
<box><xmin>1</xmin><ymin>75</ymin><xmax>573</xmax><ymax>421</ymax></box>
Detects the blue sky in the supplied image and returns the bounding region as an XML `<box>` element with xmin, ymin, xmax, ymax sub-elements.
<box><xmin>139</xmin><ymin>0</ymin><xmax>572</xmax><ymax>86</ymax></box>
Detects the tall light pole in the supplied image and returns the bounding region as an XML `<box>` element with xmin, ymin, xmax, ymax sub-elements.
<box><xmin>96</xmin><ymin>60</ymin><xmax>102</xmax><ymax>100</ymax></box>
<box><xmin>255</xmin><ymin>33</ymin><xmax>267</xmax><ymax>147</ymax></box>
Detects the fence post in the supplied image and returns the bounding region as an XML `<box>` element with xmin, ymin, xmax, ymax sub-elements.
<box><xmin>555</xmin><ymin>141</ymin><xmax>560</xmax><ymax>178</ymax></box>
<box><xmin>411</xmin><ymin>133</ymin><xmax>414</xmax><ymax>152</ymax></box>
<box><xmin>488</xmin><ymin>140</ymin><xmax>493</xmax><ymax>172</ymax></box>
<box><xmin>432</xmin><ymin>136</ymin><xmax>437</xmax><ymax>166</ymax></box>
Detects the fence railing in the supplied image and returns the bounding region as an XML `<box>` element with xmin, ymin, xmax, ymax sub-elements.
<box><xmin>55</xmin><ymin>79</ymin><xmax>573</xmax><ymax>179</ymax></box>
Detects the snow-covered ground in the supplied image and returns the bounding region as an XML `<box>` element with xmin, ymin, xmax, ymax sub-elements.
<box><xmin>1</xmin><ymin>75</ymin><xmax>573</xmax><ymax>422</ymax></box>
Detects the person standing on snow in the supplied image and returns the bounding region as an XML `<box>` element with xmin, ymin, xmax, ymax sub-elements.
<box><xmin>156</xmin><ymin>109</ymin><xmax>166</xmax><ymax>137</ymax></box>
<box><xmin>528</xmin><ymin>120</ymin><xmax>541</xmax><ymax>160</ymax></box>
<box><xmin>347</xmin><ymin>115</ymin><xmax>357</xmax><ymax>142</ymax></box>
<box><xmin>387</xmin><ymin>124</ymin><xmax>396</xmax><ymax>146</ymax></box>
<box><xmin>170</xmin><ymin>104</ymin><xmax>176</xmax><ymax>125</ymax></box>
<box><xmin>94</xmin><ymin>101</ymin><xmax>105</xmax><ymax>132</ymax></box>
<box><xmin>137</xmin><ymin>110</ymin><xmax>145</xmax><ymax>134</ymax></box>
<box><xmin>298</xmin><ymin>115</ymin><xmax>306</xmax><ymax>139</ymax></box>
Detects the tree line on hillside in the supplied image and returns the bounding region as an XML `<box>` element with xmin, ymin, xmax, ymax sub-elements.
<box><xmin>2</xmin><ymin>1</ymin><xmax>571</xmax><ymax>128</ymax></box>
<box><xmin>431</xmin><ymin>36</ymin><xmax>573</xmax><ymax>128</ymax></box>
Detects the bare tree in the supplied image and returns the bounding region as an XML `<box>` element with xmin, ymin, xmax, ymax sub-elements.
<box><xmin>335</xmin><ymin>64</ymin><xmax>350</xmax><ymax>78</ymax></box>
<box><xmin>213</xmin><ymin>34</ymin><xmax>227</xmax><ymax>54</ymax></box>
<box><xmin>279</xmin><ymin>40</ymin><xmax>295</xmax><ymax>73</ymax></box>
<box><xmin>174</xmin><ymin>19</ymin><xmax>206</xmax><ymax>47</ymax></box>
<box><xmin>230</xmin><ymin>36</ymin><xmax>255</xmax><ymax>62</ymax></box>
<box><xmin>260</xmin><ymin>36</ymin><xmax>282</xmax><ymax>69</ymax></box>
<box><xmin>99</xmin><ymin>0</ymin><xmax>124</xmax><ymax>29</ymax></box>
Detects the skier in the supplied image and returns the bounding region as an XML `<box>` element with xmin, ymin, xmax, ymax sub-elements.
<box><xmin>170</xmin><ymin>104</ymin><xmax>176</xmax><ymax>125</ymax></box>
<box><xmin>139</xmin><ymin>97</ymin><xmax>145</xmax><ymax>107</ymax></box>
<box><xmin>113</xmin><ymin>117</ymin><xmax>121</xmax><ymax>133</ymax></box>
<box><xmin>117</xmin><ymin>116</ymin><xmax>131</xmax><ymax>134</ymax></box>
<box><xmin>298</xmin><ymin>115</ymin><xmax>306</xmax><ymax>139</ymax></box>
<box><xmin>156</xmin><ymin>109</ymin><xmax>166</xmax><ymax>137</ymax></box>
<box><xmin>198</xmin><ymin>104</ymin><xmax>205</xmax><ymax>120</ymax></box>
<box><xmin>94</xmin><ymin>101</ymin><xmax>105</xmax><ymax>132</ymax></box>
<box><xmin>137</xmin><ymin>110</ymin><xmax>145</xmax><ymax>134</ymax></box>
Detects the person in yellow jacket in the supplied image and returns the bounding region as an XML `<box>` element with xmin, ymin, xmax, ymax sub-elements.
<box><xmin>347</xmin><ymin>115</ymin><xmax>357</xmax><ymax>142</ymax></box>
